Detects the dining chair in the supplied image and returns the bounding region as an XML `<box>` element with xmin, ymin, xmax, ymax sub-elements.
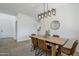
<box><xmin>56</xmin><ymin>39</ymin><xmax>69</xmax><ymax>55</ymax></box>
<box><xmin>53</xmin><ymin>34</ymin><xmax>60</xmax><ymax>52</ymax></box>
<box><xmin>36</xmin><ymin>39</ymin><xmax>51</xmax><ymax>56</ymax></box>
<box><xmin>30</xmin><ymin>34</ymin><xmax>38</xmax><ymax>51</ymax></box>
<box><xmin>31</xmin><ymin>37</ymin><xmax>38</xmax><ymax>49</ymax></box>
<box><xmin>59</xmin><ymin>40</ymin><xmax>78</xmax><ymax>56</ymax></box>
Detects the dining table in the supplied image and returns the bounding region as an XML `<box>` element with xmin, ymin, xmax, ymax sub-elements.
<box><xmin>31</xmin><ymin>35</ymin><xmax>67</xmax><ymax>56</ymax></box>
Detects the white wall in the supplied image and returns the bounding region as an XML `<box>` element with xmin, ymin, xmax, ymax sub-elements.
<box><xmin>34</xmin><ymin>3</ymin><xmax>79</xmax><ymax>39</ymax></box>
<box><xmin>0</xmin><ymin>13</ymin><xmax>16</xmax><ymax>39</ymax></box>
<box><xmin>16</xmin><ymin>13</ymin><xmax>37</xmax><ymax>42</ymax></box>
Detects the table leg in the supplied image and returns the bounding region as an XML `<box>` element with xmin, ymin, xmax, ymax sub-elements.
<box><xmin>51</xmin><ymin>44</ymin><xmax>57</xmax><ymax>56</ymax></box>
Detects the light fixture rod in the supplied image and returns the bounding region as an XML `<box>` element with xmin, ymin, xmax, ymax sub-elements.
<box><xmin>44</xmin><ymin>3</ymin><xmax>45</xmax><ymax>12</ymax></box>
<box><xmin>47</xmin><ymin>3</ymin><xmax>48</xmax><ymax>11</ymax></box>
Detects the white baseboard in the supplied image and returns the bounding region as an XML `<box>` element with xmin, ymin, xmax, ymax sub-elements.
<box><xmin>16</xmin><ymin>37</ymin><xmax>31</xmax><ymax>42</ymax></box>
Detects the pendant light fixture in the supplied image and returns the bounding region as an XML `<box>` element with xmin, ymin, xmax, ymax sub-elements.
<box><xmin>38</xmin><ymin>3</ymin><xmax>56</xmax><ymax>20</ymax></box>
<box><xmin>41</xmin><ymin>13</ymin><xmax>44</xmax><ymax>19</ymax></box>
<box><xmin>47</xmin><ymin>3</ymin><xmax>51</xmax><ymax>17</ymax></box>
<box><xmin>44</xmin><ymin>3</ymin><xmax>47</xmax><ymax>17</ymax></box>
<box><xmin>52</xmin><ymin>8</ymin><xmax>56</xmax><ymax>16</ymax></box>
<box><xmin>38</xmin><ymin>14</ymin><xmax>41</xmax><ymax>20</ymax></box>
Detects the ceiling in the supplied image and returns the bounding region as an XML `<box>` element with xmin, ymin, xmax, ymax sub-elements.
<box><xmin>0</xmin><ymin>3</ymin><xmax>42</xmax><ymax>16</ymax></box>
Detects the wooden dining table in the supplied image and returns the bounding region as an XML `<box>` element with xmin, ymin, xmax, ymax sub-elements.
<box><xmin>31</xmin><ymin>35</ymin><xmax>67</xmax><ymax>56</ymax></box>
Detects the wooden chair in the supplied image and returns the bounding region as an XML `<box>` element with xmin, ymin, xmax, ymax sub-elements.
<box><xmin>30</xmin><ymin>34</ymin><xmax>38</xmax><ymax>51</ymax></box>
<box><xmin>36</xmin><ymin>39</ymin><xmax>51</xmax><ymax>55</ymax></box>
<box><xmin>52</xmin><ymin>35</ymin><xmax>60</xmax><ymax>54</ymax></box>
<box><xmin>30</xmin><ymin>36</ymin><xmax>38</xmax><ymax>50</ymax></box>
<box><xmin>56</xmin><ymin>39</ymin><xmax>69</xmax><ymax>55</ymax></box>
<box><xmin>59</xmin><ymin>40</ymin><xmax>78</xmax><ymax>56</ymax></box>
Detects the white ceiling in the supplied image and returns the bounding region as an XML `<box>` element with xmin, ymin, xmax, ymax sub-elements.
<box><xmin>0</xmin><ymin>3</ymin><xmax>43</xmax><ymax>16</ymax></box>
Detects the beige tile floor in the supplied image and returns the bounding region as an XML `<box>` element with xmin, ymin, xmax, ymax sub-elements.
<box><xmin>0</xmin><ymin>38</ymin><xmax>35</xmax><ymax>56</ymax></box>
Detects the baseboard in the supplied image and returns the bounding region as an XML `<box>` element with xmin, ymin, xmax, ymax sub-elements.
<box><xmin>16</xmin><ymin>38</ymin><xmax>31</xmax><ymax>42</ymax></box>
